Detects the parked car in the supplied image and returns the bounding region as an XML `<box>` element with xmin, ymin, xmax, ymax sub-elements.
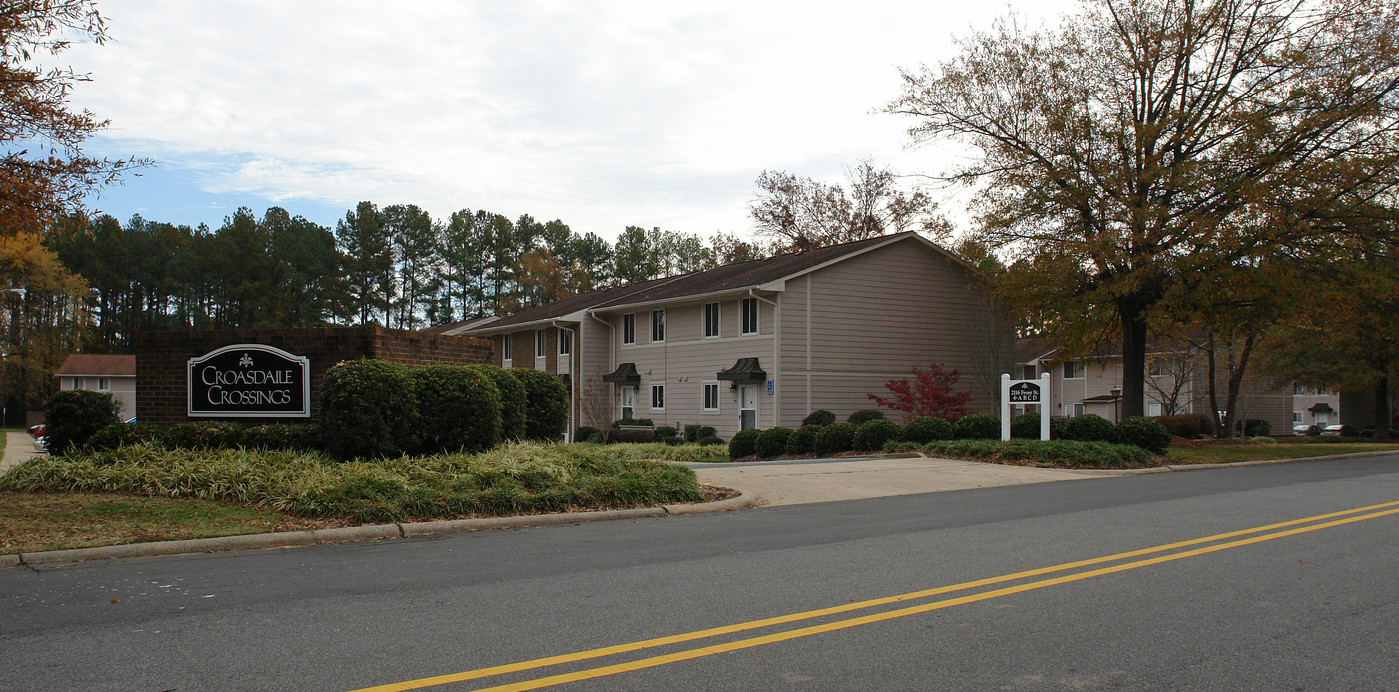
<box><xmin>1320</xmin><ymin>424</ymin><xmax>1359</xmax><ymax>437</ymax></box>
<box><xmin>1292</xmin><ymin>424</ymin><xmax>1321</xmax><ymax>436</ymax></box>
<box><xmin>28</xmin><ymin>424</ymin><xmax>47</xmax><ymax>452</ymax></box>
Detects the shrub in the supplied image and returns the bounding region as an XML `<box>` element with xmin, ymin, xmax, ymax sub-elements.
<box><xmin>728</xmin><ymin>428</ymin><xmax>763</xmax><ymax>458</ymax></box>
<box><xmin>320</xmin><ymin>359</ymin><xmax>416</xmax><ymax>460</ymax></box>
<box><xmin>1116</xmin><ymin>416</ymin><xmax>1172</xmax><ymax>453</ymax></box>
<box><xmin>1010</xmin><ymin>412</ymin><xmax>1047</xmax><ymax>439</ymax></box>
<box><xmin>238</xmin><ymin>423</ymin><xmax>322</xmax><ymax>452</ymax></box>
<box><xmin>1064</xmin><ymin>414</ymin><xmax>1117</xmax><ymax>443</ymax></box>
<box><xmin>683</xmin><ymin>424</ymin><xmax>701</xmax><ymax>442</ymax></box>
<box><xmin>1237</xmin><ymin>418</ymin><xmax>1271</xmax><ymax>437</ymax></box>
<box><xmin>509</xmin><ymin>368</ymin><xmax>569</xmax><ymax>441</ymax></box>
<box><xmin>610</xmin><ymin>417</ymin><xmax>654</xmax><ymax>428</ymax></box>
<box><xmin>901</xmin><ymin>416</ymin><xmax>953</xmax><ymax>444</ymax></box>
<box><xmin>43</xmin><ymin>389</ymin><xmax>121</xmax><ymax>456</ymax></box>
<box><xmin>87</xmin><ymin>422</ymin><xmax>164</xmax><ymax>452</ymax></box>
<box><xmin>655</xmin><ymin>425</ymin><xmax>678</xmax><ymax>439</ymax></box>
<box><xmin>164</xmin><ymin>421</ymin><xmax>245</xmax><ymax>450</ymax></box>
<box><xmin>926</xmin><ymin>439</ymin><xmax>1150</xmax><ymax>468</ymax></box>
<box><xmin>953</xmin><ymin>413</ymin><xmax>1000</xmax><ymax>440</ymax></box>
<box><xmin>853</xmin><ymin>419</ymin><xmax>900</xmax><ymax>451</ymax></box>
<box><xmin>611</xmin><ymin>427</ymin><xmax>656</xmax><ymax>444</ymax></box>
<box><xmin>658</xmin><ymin>435</ymin><xmax>683</xmax><ymax>446</ymax></box>
<box><xmin>803</xmin><ymin>409</ymin><xmax>836</xmax><ymax>426</ymax></box>
<box><xmin>785</xmin><ymin>425</ymin><xmax>821</xmax><ymax>454</ymax></box>
<box><xmin>847</xmin><ymin>409</ymin><xmax>886</xmax><ymax>425</ymax></box>
<box><xmin>814</xmin><ymin>422</ymin><xmax>857</xmax><ymax>455</ymax></box>
<box><xmin>756</xmin><ymin>427</ymin><xmax>794</xmax><ymax>458</ymax></box>
<box><xmin>575</xmin><ymin>426</ymin><xmax>600</xmax><ymax>443</ymax></box>
<box><xmin>696</xmin><ymin>425</ymin><xmax>716</xmax><ymax>440</ymax></box>
<box><xmin>412</xmin><ymin>365</ymin><xmax>502</xmax><ymax>454</ymax></box>
<box><xmin>697</xmin><ymin>435</ymin><xmax>725</xmax><ymax>446</ymax></box>
<box><xmin>469</xmin><ymin>365</ymin><xmax>526</xmax><ymax>441</ymax></box>
<box><xmin>1154</xmin><ymin>414</ymin><xmax>1207</xmax><ymax>439</ymax></box>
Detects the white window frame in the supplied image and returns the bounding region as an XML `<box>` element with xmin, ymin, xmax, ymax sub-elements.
<box><xmin>558</xmin><ymin>329</ymin><xmax>571</xmax><ymax>356</ymax></box>
<box><xmin>650</xmin><ymin>383</ymin><xmax>666</xmax><ymax>411</ymax></box>
<box><xmin>1293</xmin><ymin>412</ymin><xmax>1303</xmax><ymax>423</ymax></box>
<box><xmin>73</xmin><ymin>376</ymin><xmax>85</xmax><ymax>390</ymax></box>
<box><xmin>502</xmin><ymin>334</ymin><xmax>513</xmax><ymax>364</ymax></box>
<box><xmin>1147</xmin><ymin>402</ymin><xmax>1163</xmax><ymax>417</ymax></box>
<box><xmin>741</xmin><ymin>297</ymin><xmax>758</xmax><ymax>335</ymax></box>
<box><xmin>703</xmin><ymin>302</ymin><xmax>720</xmax><ymax>339</ymax></box>
<box><xmin>1064</xmin><ymin>403</ymin><xmax>1084</xmax><ymax>417</ymax></box>
<box><xmin>98</xmin><ymin>377</ymin><xmax>110</xmax><ymax>391</ymax></box>
<box><xmin>702</xmin><ymin>381</ymin><xmax>720</xmax><ymax>412</ymax></box>
<box><xmin>651</xmin><ymin>309</ymin><xmax>666</xmax><ymax>343</ymax></box>
<box><xmin>622</xmin><ymin>314</ymin><xmax>635</xmax><ymax>345</ymax></box>
<box><xmin>535</xmin><ymin>329</ymin><xmax>547</xmax><ymax>358</ymax></box>
<box><xmin>1063</xmin><ymin>360</ymin><xmax>1085</xmax><ymax>379</ymax></box>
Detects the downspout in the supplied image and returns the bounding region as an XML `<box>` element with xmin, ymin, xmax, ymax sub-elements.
<box><xmin>550</xmin><ymin>320</ymin><xmax>577</xmax><ymax>443</ymax></box>
<box><xmin>749</xmin><ymin>289</ymin><xmax>779</xmax><ymax>427</ymax></box>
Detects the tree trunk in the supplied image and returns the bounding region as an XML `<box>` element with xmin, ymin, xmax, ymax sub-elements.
<box><xmin>1375</xmin><ymin>374</ymin><xmax>1392</xmax><ymax>440</ymax></box>
<box><xmin>1206</xmin><ymin>336</ymin><xmax>1222</xmax><ymax>437</ymax></box>
<box><xmin>1119</xmin><ymin>300</ymin><xmax>1149</xmax><ymax>419</ymax></box>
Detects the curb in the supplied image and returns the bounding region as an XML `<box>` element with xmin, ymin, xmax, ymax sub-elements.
<box><xmin>1161</xmin><ymin>448</ymin><xmax>1399</xmax><ymax>471</ymax></box>
<box><xmin>3</xmin><ymin>491</ymin><xmax>761</xmax><ymax>568</ymax></box>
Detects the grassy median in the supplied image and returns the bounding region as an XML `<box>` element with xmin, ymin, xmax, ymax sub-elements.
<box><xmin>1</xmin><ymin>441</ymin><xmax>715</xmax><ymax>554</ymax></box>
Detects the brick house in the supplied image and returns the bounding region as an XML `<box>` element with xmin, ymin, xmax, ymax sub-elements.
<box><xmin>450</xmin><ymin>232</ymin><xmax>1011</xmax><ymax>440</ymax></box>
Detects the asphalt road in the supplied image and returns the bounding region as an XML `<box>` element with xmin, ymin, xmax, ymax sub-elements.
<box><xmin>3</xmin><ymin>455</ymin><xmax>1398</xmax><ymax>691</ymax></box>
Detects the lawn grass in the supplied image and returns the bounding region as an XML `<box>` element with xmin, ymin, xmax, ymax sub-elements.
<box><xmin>0</xmin><ymin>490</ymin><xmax>329</xmax><ymax>554</ymax></box>
<box><xmin>1167</xmin><ymin>442</ymin><xmax>1399</xmax><ymax>465</ymax></box>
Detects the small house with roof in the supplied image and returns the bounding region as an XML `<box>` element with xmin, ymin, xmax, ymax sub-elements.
<box><xmin>452</xmin><ymin>232</ymin><xmax>1011</xmax><ymax>440</ymax></box>
<box><xmin>54</xmin><ymin>354</ymin><xmax>137</xmax><ymax>421</ymax></box>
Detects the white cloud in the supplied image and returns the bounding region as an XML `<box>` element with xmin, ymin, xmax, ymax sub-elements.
<box><xmin>68</xmin><ymin>0</ymin><xmax>1073</xmax><ymax>240</ymax></box>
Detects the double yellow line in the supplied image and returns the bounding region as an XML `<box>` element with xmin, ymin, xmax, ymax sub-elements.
<box><xmin>354</xmin><ymin>500</ymin><xmax>1399</xmax><ymax>692</ymax></box>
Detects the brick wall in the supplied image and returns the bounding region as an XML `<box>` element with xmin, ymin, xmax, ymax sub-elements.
<box><xmin>136</xmin><ymin>326</ymin><xmax>492</xmax><ymax>425</ymax></box>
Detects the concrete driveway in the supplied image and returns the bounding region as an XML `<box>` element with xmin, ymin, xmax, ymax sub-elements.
<box><xmin>689</xmin><ymin>455</ymin><xmax>1128</xmax><ymax>507</ymax></box>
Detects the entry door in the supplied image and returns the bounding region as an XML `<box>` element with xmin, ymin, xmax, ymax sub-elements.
<box><xmin>739</xmin><ymin>384</ymin><xmax>758</xmax><ymax>430</ymax></box>
<box><xmin>620</xmin><ymin>387</ymin><xmax>635</xmax><ymax>421</ymax></box>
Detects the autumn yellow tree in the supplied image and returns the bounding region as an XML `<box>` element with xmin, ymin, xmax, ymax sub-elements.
<box><xmin>0</xmin><ymin>232</ymin><xmax>88</xmax><ymax>423</ymax></box>
<box><xmin>887</xmin><ymin>0</ymin><xmax>1399</xmax><ymax>418</ymax></box>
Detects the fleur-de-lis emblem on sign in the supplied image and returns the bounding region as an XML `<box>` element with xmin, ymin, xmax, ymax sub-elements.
<box><xmin>239</xmin><ymin>354</ymin><xmax>253</xmax><ymax>367</ymax></box>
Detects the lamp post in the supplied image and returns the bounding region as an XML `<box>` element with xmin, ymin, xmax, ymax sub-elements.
<box><xmin>1110</xmin><ymin>384</ymin><xmax>1122</xmax><ymax>422</ymax></box>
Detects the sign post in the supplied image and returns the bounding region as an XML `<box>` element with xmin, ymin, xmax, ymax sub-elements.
<box><xmin>1001</xmin><ymin>372</ymin><xmax>1052</xmax><ymax>441</ymax></box>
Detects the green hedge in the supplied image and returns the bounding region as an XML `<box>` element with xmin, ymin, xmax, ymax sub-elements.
<box><xmin>756</xmin><ymin>427</ymin><xmax>794</xmax><ymax>458</ymax></box>
<box><xmin>853</xmin><ymin>419</ymin><xmax>900</xmax><ymax>451</ymax></box>
<box><xmin>87</xmin><ymin>421</ymin><xmax>322</xmax><ymax>453</ymax></box>
<box><xmin>953</xmin><ymin>413</ymin><xmax>1000</xmax><ymax>440</ymax></box>
<box><xmin>469</xmin><ymin>365</ymin><xmax>526</xmax><ymax>441</ymax></box>
<box><xmin>43</xmin><ymin>389</ymin><xmax>121</xmax><ymax>456</ymax></box>
<box><xmin>786</xmin><ymin>425</ymin><xmax>821</xmax><ymax>454</ymax></box>
<box><xmin>320</xmin><ymin>359</ymin><xmax>416</xmax><ymax>459</ymax></box>
<box><xmin>902</xmin><ymin>416</ymin><xmax>953</xmax><ymax>444</ymax></box>
<box><xmin>815</xmin><ymin>422</ymin><xmax>857</xmax><ymax>455</ymax></box>
<box><xmin>412</xmin><ymin>365</ymin><xmax>502</xmax><ymax>454</ymax></box>
<box><xmin>1064</xmin><ymin>414</ymin><xmax>1118</xmax><ymax>443</ymax></box>
<box><xmin>848</xmin><ymin>409</ymin><xmax>886</xmax><ymax>425</ymax></box>
<box><xmin>729</xmin><ymin>428</ymin><xmax>762</xmax><ymax>458</ymax></box>
<box><xmin>510</xmin><ymin>368</ymin><xmax>569</xmax><ymax>441</ymax></box>
<box><xmin>802</xmin><ymin>410</ymin><xmax>836</xmax><ymax>426</ymax></box>
<box><xmin>926</xmin><ymin>439</ymin><xmax>1150</xmax><ymax>468</ymax></box>
<box><xmin>1116</xmin><ymin>416</ymin><xmax>1171</xmax><ymax>453</ymax></box>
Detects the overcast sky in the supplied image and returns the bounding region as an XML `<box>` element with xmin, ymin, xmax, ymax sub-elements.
<box><xmin>68</xmin><ymin>0</ymin><xmax>1073</xmax><ymax>243</ymax></box>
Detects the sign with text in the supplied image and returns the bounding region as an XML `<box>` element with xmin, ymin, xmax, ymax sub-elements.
<box><xmin>1008</xmin><ymin>381</ymin><xmax>1042</xmax><ymax>403</ymax></box>
<box><xmin>188</xmin><ymin>344</ymin><xmax>310</xmax><ymax>418</ymax></box>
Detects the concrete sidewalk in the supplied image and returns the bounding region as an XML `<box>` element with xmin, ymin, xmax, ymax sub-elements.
<box><xmin>689</xmin><ymin>455</ymin><xmax>1127</xmax><ymax>507</ymax></box>
<box><xmin>1</xmin><ymin>430</ymin><xmax>43</xmax><ymax>475</ymax></box>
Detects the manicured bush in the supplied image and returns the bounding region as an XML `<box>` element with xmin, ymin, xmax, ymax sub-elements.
<box><xmin>575</xmin><ymin>426</ymin><xmax>600</xmax><ymax>443</ymax></box>
<box><xmin>926</xmin><ymin>439</ymin><xmax>1151</xmax><ymax>468</ymax></box>
<box><xmin>238</xmin><ymin>423</ymin><xmax>322</xmax><ymax>452</ymax></box>
<box><xmin>847</xmin><ymin>409</ymin><xmax>886</xmax><ymax>425</ymax></box>
<box><xmin>697</xmin><ymin>435</ymin><xmax>725</xmax><ymax>446</ymax></box>
<box><xmin>1010</xmin><ymin>412</ymin><xmax>1047</xmax><ymax>439</ymax></box>
<box><xmin>785</xmin><ymin>425</ymin><xmax>821</xmax><ymax>455</ymax></box>
<box><xmin>953</xmin><ymin>413</ymin><xmax>1000</xmax><ymax>440</ymax></box>
<box><xmin>853</xmin><ymin>419</ymin><xmax>900</xmax><ymax>451</ymax></box>
<box><xmin>611</xmin><ymin>427</ymin><xmax>656</xmax><ymax>444</ymax></box>
<box><xmin>728</xmin><ymin>428</ymin><xmax>763</xmax><ymax>458</ymax></box>
<box><xmin>803</xmin><ymin>409</ymin><xmax>836</xmax><ymax>426</ymax></box>
<box><xmin>1116</xmin><ymin>416</ymin><xmax>1172</xmax><ymax>453</ymax></box>
<box><xmin>814</xmin><ymin>422</ymin><xmax>857</xmax><ymax>455</ymax></box>
<box><xmin>684</xmin><ymin>424</ymin><xmax>701</xmax><ymax>442</ymax></box>
<box><xmin>655</xmin><ymin>425</ymin><xmax>678</xmax><ymax>439</ymax></box>
<box><xmin>469</xmin><ymin>365</ymin><xmax>526</xmax><ymax>441</ymax></box>
<box><xmin>901</xmin><ymin>416</ymin><xmax>953</xmax><ymax>444</ymax></box>
<box><xmin>510</xmin><ymin>368</ymin><xmax>569</xmax><ymax>441</ymax></box>
<box><xmin>1154</xmin><ymin>414</ymin><xmax>1208</xmax><ymax>439</ymax></box>
<box><xmin>756</xmin><ymin>427</ymin><xmax>794</xmax><ymax>458</ymax></box>
<box><xmin>43</xmin><ymin>389</ymin><xmax>121</xmax><ymax>456</ymax></box>
<box><xmin>320</xmin><ymin>359</ymin><xmax>416</xmax><ymax>460</ymax></box>
<box><xmin>1064</xmin><ymin>414</ymin><xmax>1117</xmax><ymax>443</ymax></box>
<box><xmin>1236</xmin><ymin>418</ymin><xmax>1271</xmax><ymax>437</ymax></box>
<box><xmin>610</xmin><ymin>417</ymin><xmax>654</xmax><ymax>428</ymax></box>
<box><xmin>696</xmin><ymin>425</ymin><xmax>716</xmax><ymax>440</ymax></box>
<box><xmin>412</xmin><ymin>365</ymin><xmax>503</xmax><ymax>454</ymax></box>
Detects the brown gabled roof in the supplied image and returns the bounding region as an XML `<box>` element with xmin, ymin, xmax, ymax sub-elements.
<box><xmin>421</xmin><ymin>315</ymin><xmax>499</xmax><ymax>335</ymax></box>
<box><xmin>467</xmin><ymin>232</ymin><xmax>944</xmax><ymax>334</ymax></box>
<box><xmin>54</xmin><ymin>354</ymin><xmax>135</xmax><ymax>377</ymax></box>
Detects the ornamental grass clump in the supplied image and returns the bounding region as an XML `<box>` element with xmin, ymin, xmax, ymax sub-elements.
<box><xmin>926</xmin><ymin>439</ymin><xmax>1150</xmax><ymax>468</ymax></box>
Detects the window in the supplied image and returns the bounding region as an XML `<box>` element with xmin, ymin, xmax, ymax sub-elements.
<box><xmin>536</xmin><ymin>329</ymin><xmax>547</xmax><ymax>358</ymax></box>
<box><xmin>559</xmin><ymin>329</ymin><xmax>571</xmax><ymax>355</ymax></box>
<box><xmin>651</xmin><ymin>383</ymin><xmax>665</xmax><ymax>411</ymax></box>
<box><xmin>98</xmin><ymin>377</ymin><xmax>110</xmax><ymax>391</ymax></box>
<box><xmin>703</xmin><ymin>302</ymin><xmax>720</xmax><ymax>338</ymax></box>
<box><xmin>1293</xmin><ymin>412</ymin><xmax>1303</xmax><ymax>423</ymax></box>
<box><xmin>1293</xmin><ymin>382</ymin><xmax>1305</xmax><ymax>395</ymax></box>
<box><xmin>502</xmin><ymin>334</ymin><xmax>512</xmax><ymax>362</ymax></box>
<box><xmin>1021</xmin><ymin>364</ymin><xmax>1037</xmax><ymax>379</ymax></box>
<box><xmin>651</xmin><ymin>309</ymin><xmax>666</xmax><ymax>343</ymax></box>
<box><xmin>1063</xmin><ymin>360</ymin><xmax>1084</xmax><ymax>379</ymax></box>
<box><xmin>1148</xmin><ymin>361</ymin><xmax>1162</xmax><ymax>377</ymax></box>
<box><xmin>702</xmin><ymin>382</ymin><xmax>720</xmax><ymax>411</ymax></box>
<box><xmin>741</xmin><ymin>297</ymin><xmax>758</xmax><ymax>335</ymax></box>
<box><xmin>73</xmin><ymin>376</ymin><xmax>85</xmax><ymax>390</ymax></box>
<box><xmin>622</xmin><ymin>314</ymin><xmax>635</xmax><ymax>345</ymax></box>
<box><xmin>1148</xmin><ymin>402</ymin><xmax>1163</xmax><ymax>416</ymax></box>
<box><xmin>1064</xmin><ymin>403</ymin><xmax>1084</xmax><ymax>417</ymax></box>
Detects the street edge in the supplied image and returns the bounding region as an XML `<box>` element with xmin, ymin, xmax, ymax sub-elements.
<box><xmin>5</xmin><ymin>491</ymin><xmax>761</xmax><ymax>568</ymax></box>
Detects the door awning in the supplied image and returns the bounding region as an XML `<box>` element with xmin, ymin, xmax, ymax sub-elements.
<box><xmin>602</xmin><ymin>362</ymin><xmax>640</xmax><ymax>384</ymax></box>
<box><xmin>717</xmin><ymin>358</ymin><xmax>766</xmax><ymax>382</ymax></box>
<box><xmin>1308</xmin><ymin>402</ymin><xmax>1334</xmax><ymax>414</ymax></box>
